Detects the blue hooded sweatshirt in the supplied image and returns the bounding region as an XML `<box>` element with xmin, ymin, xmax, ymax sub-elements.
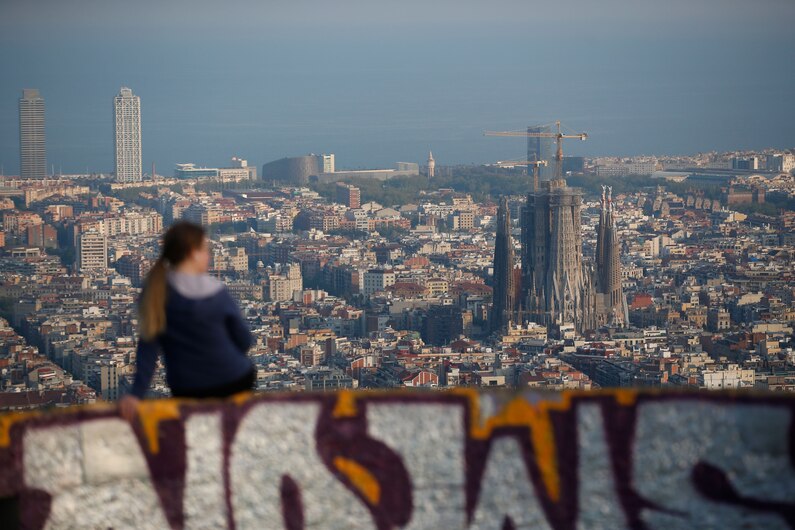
<box><xmin>130</xmin><ymin>271</ymin><xmax>254</xmax><ymax>398</ymax></box>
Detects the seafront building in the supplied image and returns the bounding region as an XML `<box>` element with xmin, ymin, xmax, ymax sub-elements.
<box><xmin>113</xmin><ymin>87</ymin><xmax>142</xmax><ymax>182</ymax></box>
<box><xmin>18</xmin><ymin>89</ymin><xmax>46</xmax><ymax>179</ymax></box>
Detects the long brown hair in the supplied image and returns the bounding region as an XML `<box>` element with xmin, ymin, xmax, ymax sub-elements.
<box><xmin>139</xmin><ymin>221</ymin><xmax>206</xmax><ymax>340</ymax></box>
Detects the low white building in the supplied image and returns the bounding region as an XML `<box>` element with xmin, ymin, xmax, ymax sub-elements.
<box><xmin>363</xmin><ymin>269</ymin><xmax>395</xmax><ymax>296</ymax></box>
<box><xmin>699</xmin><ymin>364</ymin><xmax>755</xmax><ymax>390</ymax></box>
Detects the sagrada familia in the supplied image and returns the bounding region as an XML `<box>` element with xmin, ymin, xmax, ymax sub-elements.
<box><xmin>491</xmin><ymin>178</ymin><xmax>628</xmax><ymax>334</ymax></box>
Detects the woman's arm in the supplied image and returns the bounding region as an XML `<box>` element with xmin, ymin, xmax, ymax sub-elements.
<box><xmin>129</xmin><ymin>336</ymin><xmax>159</xmax><ymax>398</ymax></box>
<box><xmin>224</xmin><ymin>288</ymin><xmax>253</xmax><ymax>353</ymax></box>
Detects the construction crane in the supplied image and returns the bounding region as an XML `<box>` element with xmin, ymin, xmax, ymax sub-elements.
<box><xmin>496</xmin><ymin>159</ymin><xmax>548</xmax><ymax>191</ymax></box>
<box><xmin>485</xmin><ymin>120</ymin><xmax>587</xmax><ymax>179</ymax></box>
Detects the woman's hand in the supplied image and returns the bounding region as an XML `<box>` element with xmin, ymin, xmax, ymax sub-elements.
<box><xmin>119</xmin><ymin>395</ymin><xmax>140</xmax><ymax>423</ymax></box>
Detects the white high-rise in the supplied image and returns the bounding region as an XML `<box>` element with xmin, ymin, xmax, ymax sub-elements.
<box><xmin>77</xmin><ymin>231</ymin><xmax>108</xmax><ymax>271</ymax></box>
<box><xmin>322</xmin><ymin>154</ymin><xmax>335</xmax><ymax>173</ymax></box>
<box><xmin>19</xmin><ymin>89</ymin><xmax>46</xmax><ymax>179</ymax></box>
<box><xmin>114</xmin><ymin>87</ymin><xmax>142</xmax><ymax>182</ymax></box>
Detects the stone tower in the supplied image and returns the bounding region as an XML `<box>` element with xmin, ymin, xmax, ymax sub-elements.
<box><xmin>491</xmin><ymin>197</ymin><xmax>515</xmax><ymax>332</ymax></box>
<box><xmin>521</xmin><ymin>178</ymin><xmax>595</xmax><ymax>332</ymax></box>
<box><xmin>594</xmin><ymin>186</ymin><xmax>628</xmax><ymax>327</ymax></box>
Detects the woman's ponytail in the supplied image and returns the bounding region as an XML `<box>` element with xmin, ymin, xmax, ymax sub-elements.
<box><xmin>138</xmin><ymin>221</ymin><xmax>207</xmax><ymax>341</ymax></box>
<box><xmin>139</xmin><ymin>257</ymin><xmax>168</xmax><ymax>341</ymax></box>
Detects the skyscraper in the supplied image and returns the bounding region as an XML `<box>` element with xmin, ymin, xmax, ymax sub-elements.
<box><xmin>521</xmin><ymin>178</ymin><xmax>595</xmax><ymax>332</ymax></box>
<box><xmin>594</xmin><ymin>186</ymin><xmax>628</xmax><ymax>327</ymax></box>
<box><xmin>491</xmin><ymin>197</ymin><xmax>515</xmax><ymax>332</ymax></box>
<box><xmin>19</xmin><ymin>89</ymin><xmax>46</xmax><ymax>179</ymax></box>
<box><xmin>114</xmin><ymin>87</ymin><xmax>142</xmax><ymax>182</ymax></box>
<box><xmin>526</xmin><ymin>125</ymin><xmax>555</xmax><ymax>182</ymax></box>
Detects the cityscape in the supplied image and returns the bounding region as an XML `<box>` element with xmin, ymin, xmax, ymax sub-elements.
<box><xmin>1</xmin><ymin>1</ymin><xmax>794</xmax><ymax>528</ymax></box>
<box><xmin>0</xmin><ymin>81</ymin><xmax>793</xmax><ymax>407</ymax></box>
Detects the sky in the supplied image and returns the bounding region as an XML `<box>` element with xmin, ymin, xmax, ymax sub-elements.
<box><xmin>0</xmin><ymin>0</ymin><xmax>793</xmax><ymax>175</ymax></box>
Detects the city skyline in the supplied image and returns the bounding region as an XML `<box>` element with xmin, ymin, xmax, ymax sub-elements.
<box><xmin>0</xmin><ymin>2</ymin><xmax>793</xmax><ymax>527</ymax></box>
<box><xmin>1</xmin><ymin>81</ymin><xmax>792</xmax><ymax>178</ymax></box>
<box><xmin>0</xmin><ymin>0</ymin><xmax>793</xmax><ymax>175</ymax></box>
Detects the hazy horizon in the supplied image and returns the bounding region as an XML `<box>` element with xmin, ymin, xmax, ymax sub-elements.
<box><xmin>1</xmin><ymin>0</ymin><xmax>793</xmax><ymax>175</ymax></box>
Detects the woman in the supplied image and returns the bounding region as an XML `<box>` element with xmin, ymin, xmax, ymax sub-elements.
<box><xmin>120</xmin><ymin>222</ymin><xmax>255</xmax><ymax>420</ymax></box>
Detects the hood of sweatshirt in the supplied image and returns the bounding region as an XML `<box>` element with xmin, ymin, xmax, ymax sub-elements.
<box><xmin>167</xmin><ymin>271</ymin><xmax>225</xmax><ymax>299</ymax></box>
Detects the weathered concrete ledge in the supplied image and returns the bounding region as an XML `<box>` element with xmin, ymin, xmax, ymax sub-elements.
<box><xmin>0</xmin><ymin>389</ymin><xmax>793</xmax><ymax>529</ymax></box>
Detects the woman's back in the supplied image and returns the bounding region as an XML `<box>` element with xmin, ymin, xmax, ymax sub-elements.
<box><xmin>130</xmin><ymin>271</ymin><xmax>253</xmax><ymax>398</ymax></box>
<box><xmin>122</xmin><ymin>221</ymin><xmax>255</xmax><ymax>419</ymax></box>
<box><xmin>158</xmin><ymin>272</ymin><xmax>253</xmax><ymax>393</ymax></box>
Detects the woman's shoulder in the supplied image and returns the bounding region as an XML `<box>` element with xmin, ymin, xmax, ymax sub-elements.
<box><xmin>167</xmin><ymin>271</ymin><xmax>226</xmax><ymax>301</ymax></box>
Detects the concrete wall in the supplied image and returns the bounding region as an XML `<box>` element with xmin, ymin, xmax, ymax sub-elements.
<box><xmin>0</xmin><ymin>389</ymin><xmax>793</xmax><ymax>529</ymax></box>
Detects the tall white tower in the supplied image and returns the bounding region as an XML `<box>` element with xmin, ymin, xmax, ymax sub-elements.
<box><xmin>19</xmin><ymin>89</ymin><xmax>46</xmax><ymax>179</ymax></box>
<box><xmin>427</xmin><ymin>151</ymin><xmax>435</xmax><ymax>179</ymax></box>
<box><xmin>114</xmin><ymin>87</ymin><xmax>142</xmax><ymax>182</ymax></box>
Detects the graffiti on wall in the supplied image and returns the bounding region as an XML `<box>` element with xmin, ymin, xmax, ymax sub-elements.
<box><xmin>0</xmin><ymin>389</ymin><xmax>793</xmax><ymax>529</ymax></box>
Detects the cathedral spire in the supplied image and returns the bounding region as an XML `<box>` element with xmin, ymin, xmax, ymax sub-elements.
<box><xmin>594</xmin><ymin>184</ymin><xmax>626</xmax><ymax>327</ymax></box>
<box><xmin>491</xmin><ymin>197</ymin><xmax>515</xmax><ymax>333</ymax></box>
<box><xmin>607</xmin><ymin>186</ymin><xmax>613</xmax><ymax>214</ymax></box>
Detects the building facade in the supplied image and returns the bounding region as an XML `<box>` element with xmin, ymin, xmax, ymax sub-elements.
<box><xmin>731</xmin><ymin>156</ymin><xmax>759</xmax><ymax>171</ymax></box>
<box><xmin>114</xmin><ymin>254</ymin><xmax>152</xmax><ymax>287</ymax></box>
<box><xmin>261</xmin><ymin>155</ymin><xmax>320</xmax><ymax>185</ymax></box>
<box><xmin>766</xmin><ymin>153</ymin><xmax>795</xmax><ymax>173</ymax></box>
<box><xmin>19</xmin><ymin>89</ymin><xmax>46</xmax><ymax>179</ymax></box>
<box><xmin>114</xmin><ymin>87</ymin><xmax>142</xmax><ymax>182</ymax></box>
<box><xmin>594</xmin><ymin>160</ymin><xmax>657</xmax><ymax>177</ymax></box>
<box><xmin>174</xmin><ymin>160</ymin><xmax>254</xmax><ymax>181</ymax></box>
<box><xmin>182</xmin><ymin>204</ymin><xmax>222</xmax><ymax>226</ymax></box>
<box><xmin>336</xmin><ymin>183</ymin><xmax>361</xmax><ymax>209</ymax></box>
<box><xmin>212</xmin><ymin>247</ymin><xmax>248</xmax><ymax>273</ymax></box>
<box><xmin>322</xmin><ymin>154</ymin><xmax>335</xmax><ymax>173</ymax></box>
<box><xmin>363</xmin><ymin>269</ymin><xmax>396</xmax><ymax>296</ymax></box>
<box><xmin>77</xmin><ymin>232</ymin><xmax>108</xmax><ymax>271</ymax></box>
<box><xmin>268</xmin><ymin>263</ymin><xmax>303</xmax><ymax>302</ymax></box>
